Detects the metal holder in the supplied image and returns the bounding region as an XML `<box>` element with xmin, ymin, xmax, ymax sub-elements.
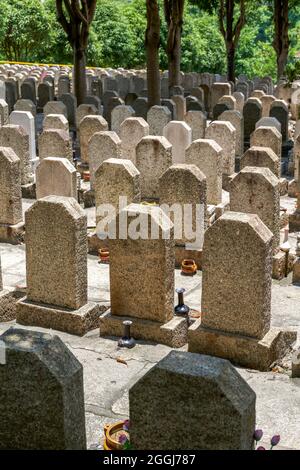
<box><xmin>118</xmin><ymin>320</ymin><xmax>136</xmax><ymax>349</ymax></box>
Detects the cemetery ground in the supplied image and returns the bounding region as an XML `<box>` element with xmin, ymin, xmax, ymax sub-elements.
<box><xmin>0</xmin><ymin>195</ymin><xmax>300</xmax><ymax>450</ymax></box>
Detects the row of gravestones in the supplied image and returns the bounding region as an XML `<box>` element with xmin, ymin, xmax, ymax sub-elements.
<box><xmin>0</xmin><ymin>326</ymin><xmax>256</xmax><ymax>450</ymax></box>
<box><xmin>0</xmin><ymin>194</ymin><xmax>296</xmax><ymax>449</ymax></box>
<box><xmin>0</xmin><ymin>114</ymin><xmax>286</xmax><ymax>246</ymax></box>
<box><xmin>0</xmin><ymin>194</ymin><xmax>295</xmax><ymax>365</ymax></box>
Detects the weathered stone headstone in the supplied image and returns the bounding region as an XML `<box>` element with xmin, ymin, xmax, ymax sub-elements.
<box><xmin>95</xmin><ymin>158</ymin><xmax>140</xmax><ymax>231</ymax></box>
<box><xmin>61</xmin><ymin>93</ymin><xmax>77</xmax><ymax>129</ymax></box>
<box><xmin>255</xmin><ymin>116</ymin><xmax>281</xmax><ymax>133</ymax></box>
<box><xmin>0</xmin><ymin>327</ymin><xmax>86</xmax><ymax>450</ymax></box>
<box><xmin>136</xmin><ymin>136</ymin><xmax>172</xmax><ymax>200</ymax></box>
<box><xmin>89</xmin><ymin>131</ymin><xmax>122</xmax><ymax>187</ymax></box>
<box><xmin>260</xmin><ymin>94</ymin><xmax>276</xmax><ymax>117</ymax></box>
<box><xmin>240</xmin><ymin>147</ymin><xmax>280</xmax><ymax>177</ymax></box>
<box><xmin>159</xmin><ymin>164</ymin><xmax>207</xmax><ymax>248</ymax></box>
<box><xmin>129</xmin><ymin>351</ymin><xmax>256</xmax><ymax>450</ymax></box>
<box><xmin>270</xmin><ymin>100</ymin><xmax>289</xmax><ymax>143</ymax></box>
<box><xmin>184</xmin><ymin>110</ymin><xmax>206</xmax><ymax>141</ymax></box>
<box><xmin>230</xmin><ymin>166</ymin><xmax>280</xmax><ymax>249</ymax></box>
<box><xmin>0</xmin><ymin>124</ymin><xmax>33</xmax><ymax>185</ymax></box>
<box><xmin>132</xmin><ymin>96</ymin><xmax>148</xmax><ymax>120</ymax></box>
<box><xmin>0</xmin><ymin>147</ymin><xmax>22</xmax><ymax>232</ymax></box>
<box><xmin>186</xmin><ymin>139</ymin><xmax>223</xmax><ymax>205</ymax></box>
<box><xmin>21</xmin><ymin>81</ymin><xmax>36</xmax><ymax>105</ymax></box>
<box><xmin>171</xmin><ymin>95</ymin><xmax>186</xmax><ymax>120</ymax></box>
<box><xmin>120</xmin><ymin>117</ymin><xmax>149</xmax><ymax>164</ymax></box>
<box><xmin>9</xmin><ymin>110</ymin><xmax>36</xmax><ymax>163</ymax></box>
<box><xmin>250</xmin><ymin>126</ymin><xmax>282</xmax><ymax>161</ymax></box>
<box><xmin>205</xmin><ymin>121</ymin><xmax>236</xmax><ymax>179</ymax></box>
<box><xmin>0</xmin><ymin>99</ymin><xmax>8</xmax><ymax>125</ymax></box>
<box><xmin>79</xmin><ymin>115</ymin><xmax>108</xmax><ymax>165</ymax></box>
<box><xmin>100</xmin><ymin>203</ymin><xmax>187</xmax><ymax>347</ymax></box>
<box><xmin>219</xmin><ymin>109</ymin><xmax>244</xmax><ymax>158</ymax></box>
<box><xmin>14</xmin><ymin>99</ymin><xmax>36</xmax><ymax>117</ymax></box>
<box><xmin>211</xmin><ymin>83</ymin><xmax>231</xmax><ymax>111</ymax></box>
<box><xmin>111</xmin><ymin>104</ymin><xmax>135</xmax><ymax>135</ymax></box>
<box><xmin>17</xmin><ymin>196</ymin><xmax>99</xmax><ymax>335</ymax></box>
<box><xmin>163</xmin><ymin>120</ymin><xmax>192</xmax><ymax>164</ymax></box>
<box><xmin>37</xmin><ymin>82</ymin><xmax>54</xmax><ymax>110</ymax></box>
<box><xmin>147</xmin><ymin>105</ymin><xmax>171</xmax><ymax>136</ymax></box>
<box><xmin>76</xmin><ymin>103</ymin><xmax>98</xmax><ymax>130</ymax></box>
<box><xmin>43</xmin><ymin>113</ymin><xmax>69</xmax><ymax>133</ymax></box>
<box><xmin>38</xmin><ymin>129</ymin><xmax>73</xmax><ymax>162</ymax></box>
<box><xmin>233</xmin><ymin>91</ymin><xmax>245</xmax><ymax>114</ymax></box>
<box><xmin>188</xmin><ymin>211</ymin><xmax>296</xmax><ymax>370</ymax></box>
<box><xmin>243</xmin><ymin>97</ymin><xmax>262</xmax><ymax>148</ymax></box>
<box><xmin>44</xmin><ymin>101</ymin><xmax>67</xmax><ymax>119</ymax></box>
<box><xmin>36</xmin><ymin>157</ymin><xmax>77</xmax><ymax>199</ymax></box>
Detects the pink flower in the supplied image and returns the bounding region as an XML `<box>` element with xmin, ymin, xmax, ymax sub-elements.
<box><xmin>254</xmin><ymin>429</ymin><xmax>263</xmax><ymax>442</ymax></box>
<box><xmin>118</xmin><ymin>433</ymin><xmax>128</xmax><ymax>445</ymax></box>
<box><xmin>257</xmin><ymin>446</ymin><xmax>266</xmax><ymax>451</ymax></box>
<box><xmin>271</xmin><ymin>435</ymin><xmax>280</xmax><ymax>447</ymax></box>
<box><xmin>123</xmin><ymin>419</ymin><xmax>130</xmax><ymax>431</ymax></box>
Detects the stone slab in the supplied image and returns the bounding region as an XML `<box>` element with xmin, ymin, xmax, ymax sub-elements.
<box><xmin>100</xmin><ymin>309</ymin><xmax>189</xmax><ymax>348</ymax></box>
<box><xmin>16</xmin><ymin>297</ymin><xmax>106</xmax><ymax>336</ymax></box>
<box><xmin>188</xmin><ymin>321</ymin><xmax>297</xmax><ymax>371</ymax></box>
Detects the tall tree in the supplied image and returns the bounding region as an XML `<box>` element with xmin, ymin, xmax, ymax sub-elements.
<box><xmin>145</xmin><ymin>0</ymin><xmax>161</xmax><ymax>107</ymax></box>
<box><xmin>273</xmin><ymin>0</ymin><xmax>289</xmax><ymax>81</ymax></box>
<box><xmin>164</xmin><ymin>0</ymin><xmax>185</xmax><ymax>89</ymax></box>
<box><xmin>55</xmin><ymin>0</ymin><xmax>97</xmax><ymax>105</ymax></box>
<box><xmin>190</xmin><ymin>0</ymin><xmax>246</xmax><ymax>82</ymax></box>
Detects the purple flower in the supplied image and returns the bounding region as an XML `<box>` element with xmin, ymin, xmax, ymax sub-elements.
<box><xmin>118</xmin><ymin>433</ymin><xmax>128</xmax><ymax>445</ymax></box>
<box><xmin>253</xmin><ymin>429</ymin><xmax>263</xmax><ymax>442</ymax></box>
<box><xmin>271</xmin><ymin>435</ymin><xmax>280</xmax><ymax>447</ymax></box>
<box><xmin>123</xmin><ymin>419</ymin><xmax>130</xmax><ymax>431</ymax></box>
<box><xmin>257</xmin><ymin>446</ymin><xmax>266</xmax><ymax>451</ymax></box>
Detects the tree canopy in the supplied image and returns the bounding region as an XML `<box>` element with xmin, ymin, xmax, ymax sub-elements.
<box><xmin>0</xmin><ymin>0</ymin><xmax>299</xmax><ymax>81</ymax></box>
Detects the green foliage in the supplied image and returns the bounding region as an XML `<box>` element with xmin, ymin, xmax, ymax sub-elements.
<box><xmin>0</xmin><ymin>0</ymin><xmax>54</xmax><ymax>62</ymax></box>
<box><xmin>0</xmin><ymin>0</ymin><xmax>298</xmax><ymax>81</ymax></box>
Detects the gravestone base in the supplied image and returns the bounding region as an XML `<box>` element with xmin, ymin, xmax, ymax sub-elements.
<box><xmin>293</xmin><ymin>259</ymin><xmax>300</xmax><ymax>285</ymax></box>
<box><xmin>289</xmin><ymin>210</ymin><xmax>300</xmax><ymax>232</ymax></box>
<box><xmin>100</xmin><ymin>309</ymin><xmax>189</xmax><ymax>348</ymax></box>
<box><xmin>288</xmin><ymin>179</ymin><xmax>298</xmax><ymax>197</ymax></box>
<box><xmin>17</xmin><ymin>297</ymin><xmax>105</xmax><ymax>336</ymax></box>
<box><xmin>188</xmin><ymin>321</ymin><xmax>297</xmax><ymax>371</ymax></box>
<box><xmin>22</xmin><ymin>182</ymin><xmax>36</xmax><ymax>199</ymax></box>
<box><xmin>0</xmin><ymin>288</ymin><xmax>24</xmax><ymax>321</ymax></box>
<box><xmin>272</xmin><ymin>251</ymin><xmax>295</xmax><ymax>280</ymax></box>
<box><xmin>0</xmin><ymin>221</ymin><xmax>24</xmax><ymax>244</ymax></box>
<box><xmin>175</xmin><ymin>245</ymin><xmax>202</xmax><ymax>270</ymax></box>
<box><xmin>222</xmin><ymin>173</ymin><xmax>236</xmax><ymax>192</ymax></box>
<box><xmin>279</xmin><ymin>178</ymin><xmax>288</xmax><ymax>196</ymax></box>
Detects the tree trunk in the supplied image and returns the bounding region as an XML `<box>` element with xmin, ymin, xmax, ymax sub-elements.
<box><xmin>273</xmin><ymin>0</ymin><xmax>289</xmax><ymax>82</ymax></box>
<box><xmin>167</xmin><ymin>20</ymin><xmax>182</xmax><ymax>88</ymax></box>
<box><xmin>73</xmin><ymin>46</ymin><xmax>87</xmax><ymax>106</ymax></box>
<box><xmin>227</xmin><ymin>43</ymin><xmax>235</xmax><ymax>82</ymax></box>
<box><xmin>165</xmin><ymin>0</ymin><xmax>185</xmax><ymax>90</ymax></box>
<box><xmin>146</xmin><ymin>0</ymin><xmax>161</xmax><ymax>108</ymax></box>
